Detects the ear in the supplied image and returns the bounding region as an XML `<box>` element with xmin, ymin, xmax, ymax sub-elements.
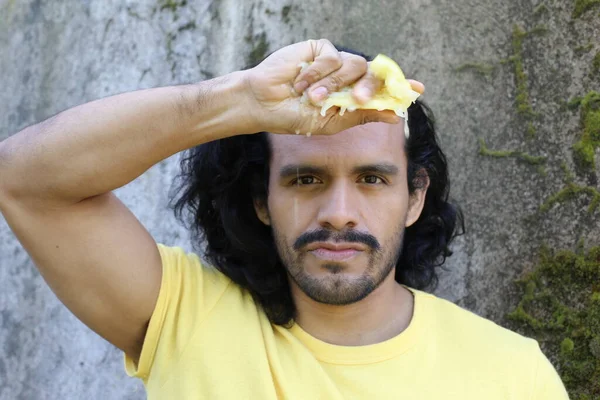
<box><xmin>253</xmin><ymin>198</ymin><xmax>271</xmax><ymax>226</ymax></box>
<box><xmin>405</xmin><ymin>170</ymin><xmax>430</xmax><ymax>228</ymax></box>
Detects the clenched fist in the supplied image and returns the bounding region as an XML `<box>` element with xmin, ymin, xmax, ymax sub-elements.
<box><xmin>242</xmin><ymin>39</ymin><xmax>424</xmax><ymax>136</ymax></box>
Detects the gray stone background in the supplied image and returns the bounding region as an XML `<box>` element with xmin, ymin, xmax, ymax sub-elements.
<box><xmin>0</xmin><ymin>0</ymin><xmax>598</xmax><ymax>398</ymax></box>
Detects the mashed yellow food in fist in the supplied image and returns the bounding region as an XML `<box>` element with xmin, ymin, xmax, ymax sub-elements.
<box><xmin>300</xmin><ymin>54</ymin><xmax>421</xmax><ymax>138</ymax></box>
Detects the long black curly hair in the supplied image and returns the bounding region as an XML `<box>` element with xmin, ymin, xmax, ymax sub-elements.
<box><xmin>170</xmin><ymin>47</ymin><xmax>464</xmax><ymax>325</ymax></box>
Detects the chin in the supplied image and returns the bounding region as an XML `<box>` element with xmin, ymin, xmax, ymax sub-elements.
<box><xmin>292</xmin><ymin>266</ymin><xmax>379</xmax><ymax>306</ymax></box>
<box><xmin>304</xmin><ymin>260</ymin><xmax>367</xmax><ymax>279</ymax></box>
<box><xmin>304</xmin><ymin>277</ymin><xmax>377</xmax><ymax>306</ymax></box>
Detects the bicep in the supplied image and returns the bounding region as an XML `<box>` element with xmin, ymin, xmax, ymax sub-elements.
<box><xmin>0</xmin><ymin>192</ymin><xmax>162</xmax><ymax>360</ymax></box>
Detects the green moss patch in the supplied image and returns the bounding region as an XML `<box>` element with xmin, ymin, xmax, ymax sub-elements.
<box><xmin>560</xmin><ymin>161</ymin><xmax>575</xmax><ymax>184</ymax></box>
<box><xmin>507</xmin><ymin>245</ymin><xmax>600</xmax><ymax>398</ymax></box>
<box><xmin>593</xmin><ymin>52</ymin><xmax>600</xmax><ymax>74</ymax></box>
<box><xmin>533</xmin><ymin>3</ymin><xmax>548</xmax><ymax>15</ymax></box>
<box><xmin>511</xmin><ymin>25</ymin><xmax>537</xmax><ymax>120</ymax></box>
<box><xmin>572</xmin><ymin>91</ymin><xmax>600</xmax><ymax>170</ymax></box>
<box><xmin>529</xmin><ymin>24</ymin><xmax>549</xmax><ymax>35</ymax></box>
<box><xmin>526</xmin><ymin>122</ymin><xmax>537</xmax><ymax>138</ymax></box>
<box><xmin>281</xmin><ymin>5</ymin><xmax>292</xmax><ymax>23</ymax></box>
<box><xmin>246</xmin><ymin>32</ymin><xmax>270</xmax><ymax>68</ymax></box>
<box><xmin>568</xmin><ymin>97</ymin><xmax>584</xmax><ymax>110</ymax></box>
<box><xmin>573</xmin><ymin>0</ymin><xmax>600</xmax><ymax>18</ymax></box>
<box><xmin>159</xmin><ymin>0</ymin><xmax>187</xmax><ymax>12</ymax></box>
<box><xmin>575</xmin><ymin>43</ymin><xmax>594</xmax><ymax>54</ymax></box>
<box><xmin>455</xmin><ymin>62</ymin><xmax>495</xmax><ymax>76</ymax></box>
<box><xmin>479</xmin><ymin>138</ymin><xmax>546</xmax><ymax>165</ymax></box>
<box><xmin>539</xmin><ymin>183</ymin><xmax>600</xmax><ymax>214</ymax></box>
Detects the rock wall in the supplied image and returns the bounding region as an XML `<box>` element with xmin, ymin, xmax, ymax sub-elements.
<box><xmin>1</xmin><ymin>0</ymin><xmax>598</xmax><ymax>398</ymax></box>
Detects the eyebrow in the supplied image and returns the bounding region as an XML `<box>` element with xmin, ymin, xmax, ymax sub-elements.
<box><xmin>351</xmin><ymin>163</ymin><xmax>399</xmax><ymax>176</ymax></box>
<box><xmin>278</xmin><ymin>163</ymin><xmax>399</xmax><ymax>179</ymax></box>
<box><xmin>279</xmin><ymin>165</ymin><xmax>329</xmax><ymax>179</ymax></box>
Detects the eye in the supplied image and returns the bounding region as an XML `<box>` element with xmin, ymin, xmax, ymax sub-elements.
<box><xmin>360</xmin><ymin>175</ymin><xmax>385</xmax><ymax>184</ymax></box>
<box><xmin>292</xmin><ymin>176</ymin><xmax>321</xmax><ymax>185</ymax></box>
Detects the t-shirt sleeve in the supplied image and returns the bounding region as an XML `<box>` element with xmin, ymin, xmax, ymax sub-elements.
<box><xmin>124</xmin><ymin>243</ymin><xmax>231</xmax><ymax>381</ymax></box>
<box><xmin>530</xmin><ymin>342</ymin><xmax>570</xmax><ymax>400</ymax></box>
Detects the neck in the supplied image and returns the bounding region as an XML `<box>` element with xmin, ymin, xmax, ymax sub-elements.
<box><xmin>290</xmin><ymin>272</ymin><xmax>414</xmax><ymax>346</ymax></box>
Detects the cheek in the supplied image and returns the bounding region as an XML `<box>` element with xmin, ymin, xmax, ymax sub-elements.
<box><xmin>362</xmin><ymin>190</ymin><xmax>409</xmax><ymax>227</ymax></box>
<box><xmin>267</xmin><ymin>188</ymin><xmax>313</xmax><ymax>233</ymax></box>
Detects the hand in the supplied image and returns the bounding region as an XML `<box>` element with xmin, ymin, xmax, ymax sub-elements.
<box><xmin>243</xmin><ymin>39</ymin><xmax>424</xmax><ymax>136</ymax></box>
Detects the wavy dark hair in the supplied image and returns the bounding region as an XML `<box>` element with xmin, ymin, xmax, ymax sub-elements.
<box><xmin>170</xmin><ymin>48</ymin><xmax>464</xmax><ymax>325</ymax></box>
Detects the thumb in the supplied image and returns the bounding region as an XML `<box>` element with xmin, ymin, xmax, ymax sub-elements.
<box><xmin>329</xmin><ymin>109</ymin><xmax>401</xmax><ymax>133</ymax></box>
<box><xmin>320</xmin><ymin>108</ymin><xmax>402</xmax><ymax>135</ymax></box>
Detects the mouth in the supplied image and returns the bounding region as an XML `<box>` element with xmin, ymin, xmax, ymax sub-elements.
<box><xmin>310</xmin><ymin>248</ymin><xmax>362</xmax><ymax>262</ymax></box>
<box><xmin>306</xmin><ymin>242</ymin><xmax>366</xmax><ymax>262</ymax></box>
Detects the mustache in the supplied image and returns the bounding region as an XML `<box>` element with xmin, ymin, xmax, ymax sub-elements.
<box><xmin>293</xmin><ymin>229</ymin><xmax>381</xmax><ymax>252</ymax></box>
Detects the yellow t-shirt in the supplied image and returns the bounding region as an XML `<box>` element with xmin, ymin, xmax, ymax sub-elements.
<box><xmin>124</xmin><ymin>244</ymin><xmax>569</xmax><ymax>399</ymax></box>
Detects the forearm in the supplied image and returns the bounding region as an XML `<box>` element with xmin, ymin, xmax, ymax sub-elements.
<box><xmin>0</xmin><ymin>71</ymin><xmax>253</xmax><ymax>206</ymax></box>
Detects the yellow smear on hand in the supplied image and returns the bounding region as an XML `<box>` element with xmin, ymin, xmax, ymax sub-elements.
<box><xmin>299</xmin><ymin>55</ymin><xmax>420</xmax><ymax>138</ymax></box>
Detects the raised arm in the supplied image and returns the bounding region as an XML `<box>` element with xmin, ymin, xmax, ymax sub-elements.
<box><xmin>0</xmin><ymin>39</ymin><xmax>411</xmax><ymax>362</ymax></box>
<box><xmin>0</xmin><ymin>72</ymin><xmax>253</xmax><ymax>362</ymax></box>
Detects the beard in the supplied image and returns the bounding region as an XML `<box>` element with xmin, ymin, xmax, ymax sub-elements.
<box><xmin>272</xmin><ymin>225</ymin><xmax>405</xmax><ymax>306</ymax></box>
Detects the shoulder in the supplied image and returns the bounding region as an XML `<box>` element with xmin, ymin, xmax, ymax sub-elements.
<box><xmin>155</xmin><ymin>243</ymin><xmax>259</xmax><ymax>310</ymax></box>
<box><xmin>157</xmin><ymin>243</ymin><xmax>231</xmax><ymax>286</ymax></box>
<box><xmin>411</xmin><ymin>287</ymin><xmax>540</xmax><ymax>358</ymax></box>
<box><xmin>126</xmin><ymin>244</ymin><xmax>238</xmax><ymax>380</ymax></box>
<box><xmin>153</xmin><ymin>243</ymin><xmax>238</xmax><ymax>323</ymax></box>
<box><xmin>409</xmin><ymin>288</ymin><xmax>566</xmax><ymax>396</ymax></box>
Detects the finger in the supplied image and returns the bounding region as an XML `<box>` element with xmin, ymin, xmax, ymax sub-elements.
<box><xmin>293</xmin><ymin>39</ymin><xmax>342</xmax><ymax>93</ymax></box>
<box><xmin>408</xmin><ymin>79</ymin><xmax>425</xmax><ymax>94</ymax></box>
<box><xmin>353</xmin><ymin>77</ymin><xmax>423</xmax><ymax>104</ymax></box>
<box><xmin>306</xmin><ymin>52</ymin><xmax>368</xmax><ymax>104</ymax></box>
<box><xmin>352</xmin><ymin>64</ymin><xmax>383</xmax><ymax>104</ymax></box>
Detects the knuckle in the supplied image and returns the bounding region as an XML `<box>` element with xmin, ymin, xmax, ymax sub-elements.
<box><xmin>322</xmin><ymin>52</ymin><xmax>342</xmax><ymax>68</ymax></box>
<box><xmin>365</xmin><ymin>73</ymin><xmax>382</xmax><ymax>90</ymax></box>
<box><xmin>347</xmin><ymin>55</ymin><xmax>368</xmax><ymax>73</ymax></box>
<box><xmin>363</xmin><ymin>77</ymin><xmax>378</xmax><ymax>91</ymax></box>
<box><xmin>308</xmin><ymin>60</ymin><xmax>342</xmax><ymax>84</ymax></box>
<box><xmin>307</xmin><ymin>66</ymin><xmax>326</xmax><ymax>82</ymax></box>
<box><xmin>327</xmin><ymin>73</ymin><xmax>345</xmax><ymax>92</ymax></box>
<box><xmin>318</xmin><ymin>38</ymin><xmax>334</xmax><ymax>48</ymax></box>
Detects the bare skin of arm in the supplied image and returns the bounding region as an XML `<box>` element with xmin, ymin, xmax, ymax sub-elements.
<box><xmin>0</xmin><ymin>74</ymin><xmax>254</xmax><ymax>361</ymax></box>
<box><xmin>0</xmin><ymin>39</ymin><xmax>421</xmax><ymax>363</ymax></box>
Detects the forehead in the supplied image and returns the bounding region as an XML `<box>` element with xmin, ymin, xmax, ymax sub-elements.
<box><xmin>268</xmin><ymin>122</ymin><xmax>407</xmax><ymax>167</ymax></box>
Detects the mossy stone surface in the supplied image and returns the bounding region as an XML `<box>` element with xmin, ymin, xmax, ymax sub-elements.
<box><xmin>573</xmin><ymin>0</ymin><xmax>600</xmax><ymax>18</ymax></box>
<box><xmin>479</xmin><ymin>138</ymin><xmax>546</xmax><ymax>166</ymax></box>
<box><xmin>507</xmin><ymin>246</ymin><xmax>600</xmax><ymax>398</ymax></box>
<box><xmin>1</xmin><ymin>0</ymin><xmax>599</xmax><ymax>398</ymax></box>
<box><xmin>572</xmin><ymin>91</ymin><xmax>600</xmax><ymax>170</ymax></box>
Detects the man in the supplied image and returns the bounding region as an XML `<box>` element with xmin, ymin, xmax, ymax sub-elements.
<box><xmin>0</xmin><ymin>39</ymin><xmax>568</xmax><ymax>399</ymax></box>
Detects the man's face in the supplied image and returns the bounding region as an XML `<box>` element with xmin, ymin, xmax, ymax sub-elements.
<box><xmin>257</xmin><ymin>122</ymin><xmax>423</xmax><ymax>306</ymax></box>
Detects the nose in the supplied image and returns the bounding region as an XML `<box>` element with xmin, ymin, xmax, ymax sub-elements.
<box><xmin>316</xmin><ymin>181</ymin><xmax>359</xmax><ymax>231</ymax></box>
